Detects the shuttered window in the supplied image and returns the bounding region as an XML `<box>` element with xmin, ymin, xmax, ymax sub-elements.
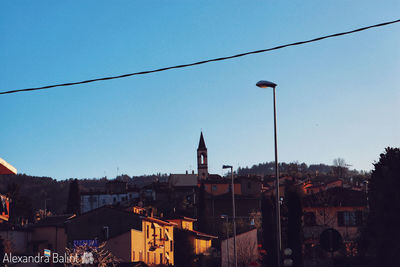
<box><xmin>337</xmin><ymin>211</ymin><xmax>362</xmax><ymax>226</ymax></box>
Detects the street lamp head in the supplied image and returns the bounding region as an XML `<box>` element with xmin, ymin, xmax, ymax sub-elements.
<box><xmin>256</xmin><ymin>80</ymin><xmax>277</xmax><ymax>89</ymax></box>
<box><xmin>222</xmin><ymin>165</ymin><xmax>232</xmax><ymax>169</ymax></box>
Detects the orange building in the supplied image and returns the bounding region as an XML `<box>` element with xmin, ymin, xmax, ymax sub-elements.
<box><xmin>201</xmin><ymin>178</ymin><xmax>241</xmax><ymax>196</ymax></box>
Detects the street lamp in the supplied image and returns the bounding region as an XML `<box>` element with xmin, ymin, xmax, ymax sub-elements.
<box><xmin>221</xmin><ymin>214</ymin><xmax>230</xmax><ymax>267</ymax></box>
<box><xmin>223</xmin><ymin>165</ymin><xmax>237</xmax><ymax>267</ymax></box>
<box><xmin>256</xmin><ymin>80</ymin><xmax>282</xmax><ymax>267</ymax></box>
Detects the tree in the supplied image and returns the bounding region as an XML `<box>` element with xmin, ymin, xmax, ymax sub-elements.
<box><xmin>285</xmin><ymin>187</ymin><xmax>304</xmax><ymax>267</ymax></box>
<box><xmin>0</xmin><ymin>236</ymin><xmax>4</xmax><ymax>263</ymax></box>
<box><xmin>6</xmin><ymin>182</ymin><xmax>34</xmax><ymax>224</ymax></box>
<box><xmin>359</xmin><ymin>147</ymin><xmax>400</xmax><ymax>266</ymax></box>
<box><xmin>332</xmin><ymin>158</ymin><xmax>348</xmax><ymax>178</ymax></box>
<box><xmin>66</xmin><ymin>179</ymin><xmax>81</xmax><ymax>215</ymax></box>
<box><xmin>174</xmin><ymin>229</ymin><xmax>195</xmax><ymax>267</ymax></box>
<box><xmin>64</xmin><ymin>242</ymin><xmax>119</xmax><ymax>267</ymax></box>
<box><xmin>197</xmin><ymin>182</ymin><xmax>209</xmax><ymax>233</ymax></box>
<box><xmin>261</xmin><ymin>194</ymin><xmax>277</xmax><ymax>267</ymax></box>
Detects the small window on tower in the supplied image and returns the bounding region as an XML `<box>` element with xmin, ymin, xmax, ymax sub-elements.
<box><xmin>201</xmin><ymin>154</ymin><xmax>205</xmax><ymax>164</ymax></box>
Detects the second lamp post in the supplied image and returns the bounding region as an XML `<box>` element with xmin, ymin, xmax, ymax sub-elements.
<box><xmin>223</xmin><ymin>164</ymin><xmax>237</xmax><ymax>267</ymax></box>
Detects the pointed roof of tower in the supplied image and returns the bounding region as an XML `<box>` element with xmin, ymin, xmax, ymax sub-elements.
<box><xmin>198</xmin><ymin>132</ymin><xmax>207</xmax><ymax>150</ymax></box>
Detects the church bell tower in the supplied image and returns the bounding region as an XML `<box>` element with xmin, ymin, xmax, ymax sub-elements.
<box><xmin>197</xmin><ymin>132</ymin><xmax>208</xmax><ymax>180</ymax></box>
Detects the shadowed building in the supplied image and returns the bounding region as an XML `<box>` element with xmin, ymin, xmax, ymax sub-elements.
<box><xmin>302</xmin><ymin>187</ymin><xmax>367</xmax><ymax>258</ymax></box>
<box><xmin>167</xmin><ymin>216</ymin><xmax>217</xmax><ymax>255</ymax></box>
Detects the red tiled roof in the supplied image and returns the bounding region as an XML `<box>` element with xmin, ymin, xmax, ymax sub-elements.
<box><xmin>303</xmin><ymin>187</ymin><xmax>367</xmax><ymax>207</ymax></box>
<box><xmin>0</xmin><ymin>158</ymin><xmax>17</xmax><ymax>175</ymax></box>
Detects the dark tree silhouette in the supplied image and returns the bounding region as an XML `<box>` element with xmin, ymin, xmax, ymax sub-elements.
<box><xmin>66</xmin><ymin>179</ymin><xmax>81</xmax><ymax>215</ymax></box>
<box><xmin>286</xmin><ymin>187</ymin><xmax>304</xmax><ymax>267</ymax></box>
<box><xmin>261</xmin><ymin>194</ymin><xmax>277</xmax><ymax>267</ymax></box>
<box><xmin>174</xmin><ymin>229</ymin><xmax>195</xmax><ymax>267</ymax></box>
<box><xmin>0</xmin><ymin>236</ymin><xmax>4</xmax><ymax>261</ymax></box>
<box><xmin>197</xmin><ymin>182</ymin><xmax>208</xmax><ymax>233</ymax></box>
<box><xmin>359</xmin><ymin>147</ymin><xmax>400</xmax><ymax>267</ymax></box>
<box><xmin>6</xmin><ymin>182</ymin><xmax>34</xmax><ymax>224</ymax></box>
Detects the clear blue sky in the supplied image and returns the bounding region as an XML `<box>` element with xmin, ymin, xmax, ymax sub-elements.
<box><xmin>1</xmin><ymin>1</ymin><xmax>399</xmax><ymax>180</ymax></box>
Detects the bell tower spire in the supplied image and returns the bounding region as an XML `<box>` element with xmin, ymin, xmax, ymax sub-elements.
<box><xmin>197</xmin><ymin>131</ymin><xmax>208</xmax><ymax>180</ymax></box>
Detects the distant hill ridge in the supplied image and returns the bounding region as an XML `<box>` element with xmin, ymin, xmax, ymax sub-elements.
<box><xmin>0</xmin><ymin>161</ymin><xmax>366</xmax><ymax>216</ymax></box>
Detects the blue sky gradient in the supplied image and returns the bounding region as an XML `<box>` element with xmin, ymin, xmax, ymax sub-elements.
<box><xmin>1</xmin><ymin>1</ymin><xmax>399</xmax><ymax>179</ymax></box>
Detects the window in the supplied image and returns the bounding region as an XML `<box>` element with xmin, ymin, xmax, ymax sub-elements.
<box><xmin>201</xmin><ymin>154</ymin><xmax>205</xmax><ymax>164</ymax></box>
<box><xmin>159</xmin><ymin>228</ymin><xmax>162</xmax><ymax>239</ymax></box>
<box><xmin>147</xmin><ymin>225</ymin><xmax>149</xmax><ymax>238</ymax></box>
<box><xmin>160</xmin><ymin>253</ymin><xmax>163</xmax><ymax>264</ymax></box>
<box><xmin>102</xmin><ymin>226</ymin><xmax>109</xmax><ymax>240</ymax></box>
<box><xmin>170</xmin><ymin>240</ymin><xmax>173</xmax><ymax>251</ymax></box>
<box><xmin>304</xmin><ymin>212</ymin><xmax>316</xmax><ymax>226</ymax></box>
<box><xmin>211</xmin><ymin>185</ymin><xmax>217</xmax><ymax>191</ymax></box>
<box><xmin>248</xmin><ymin>182</ymin><xmax>251</xmax><ymax>189</ymax></box>
<box><xmin>337</xmin><ymin>211</ymin><xmax>362</xmax><ymax>226</ymax></box>
<box><xmin>132</xmin><ymin>251</ymin><xmax>135</xmax><ymax>261</ymax></box>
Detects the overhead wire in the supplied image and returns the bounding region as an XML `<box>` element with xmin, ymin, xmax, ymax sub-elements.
<box><xmin>1</xmin><ymin>18</ymin><xmax>399</xmax><ymax>95</ymax></box>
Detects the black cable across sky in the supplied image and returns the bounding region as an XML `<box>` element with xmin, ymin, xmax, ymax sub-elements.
<box><xmin>1</xmin><ymin>18</ymin><xmax>399</xmax><ymax>96</ymax></box>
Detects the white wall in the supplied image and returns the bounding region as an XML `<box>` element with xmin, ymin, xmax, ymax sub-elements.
<box><xmin>221</xmin><ymin>228</ymin><xmax>258</xmax><ymax>267</ymax></box>
<box><xmin>81</xmin><ymin>192</ymin><xmax>139</xmax><ymax>213</ymax></box>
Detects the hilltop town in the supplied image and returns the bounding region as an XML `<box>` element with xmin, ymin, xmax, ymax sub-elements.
<box><xmin>0</xmin><ymin>133</ymin><xmax>378</xmax><ymax>267</ymax></box>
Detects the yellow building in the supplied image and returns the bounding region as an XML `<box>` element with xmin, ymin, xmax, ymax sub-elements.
<box><xmin>131</xmin><ymin>217</ymin><xmax>175</xmax><ymax>266</ymax></box>
<box><xmin>168</xmin><ymin>217</ymin><xmax>217</xmax><ymax>255</ymax></box>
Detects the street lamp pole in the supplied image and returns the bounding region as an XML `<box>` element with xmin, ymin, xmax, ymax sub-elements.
<box><xmin>223</xmin><ymin>165</ymin><xmax>237</xmax><ymax>267</ymax></box>
<box><xmin>256</xmin><ymin>80</ymin><xmax>282</xmax><ymax>267</ymax></box>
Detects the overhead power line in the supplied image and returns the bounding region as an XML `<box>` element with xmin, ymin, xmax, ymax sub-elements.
<box><xmin>1</xmin><ymin>18</ymin><xmax>399</xmax><ymax>96</ymax></box>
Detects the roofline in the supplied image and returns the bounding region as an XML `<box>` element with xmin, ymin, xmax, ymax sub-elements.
<box><xmin>142</xmin><ymin>217</ymin><xmax>175</xmax><ymax>226</ymax></box>
<box><xmin>68</xmin><ymin>205</ymin><xmax>135</xmax><ymax>221</ymax></box>
<box><xmin>188</xmin><ymin>230</ymin><xmax>218</xmax><ymax>239</ymax></box>
<box><xmin>167</xmin><ymin>216</ymin><xmax>197</xmax><ymax>222</ymax></box>
<box><xmin>0</xmin><ymin>158</ymin><xmax>17</xmax><ymax>174</ymax></box>
<box><xmin>221</xmin><ymin>228</ymin><xmax>257</xmax><ymax>241</ymax></box>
